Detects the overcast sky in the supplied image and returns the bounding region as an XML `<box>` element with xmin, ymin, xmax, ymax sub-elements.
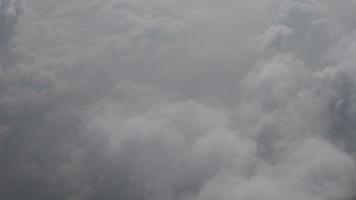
<box><xmin>0</xmin><ymin>0</ymin><xmax>355</xmax><ymax>199</ymax></box>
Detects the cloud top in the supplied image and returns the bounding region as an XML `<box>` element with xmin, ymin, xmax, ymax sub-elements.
<box><xmin>0</xmin><ymin>0</ymin><xmax>355</xmax><ymax>200</ymax></box>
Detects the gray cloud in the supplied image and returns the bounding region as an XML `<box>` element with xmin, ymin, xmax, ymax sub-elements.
<box><xmin>0</xmin><ymin>0</ymin><xmax>355</xmax><ymax>200</ymax></box>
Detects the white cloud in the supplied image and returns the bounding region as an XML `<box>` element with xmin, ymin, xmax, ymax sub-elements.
<box><xmin>0</xmin><ymin>0</ymin><xmax>355</xmax><ymax>200</ymax></box>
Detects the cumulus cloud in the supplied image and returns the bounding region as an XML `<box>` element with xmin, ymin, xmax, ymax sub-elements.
<box><xmin>0</xmin><ymin>0</ymin><xmax>355</xmax><ymax>200</ymax></box>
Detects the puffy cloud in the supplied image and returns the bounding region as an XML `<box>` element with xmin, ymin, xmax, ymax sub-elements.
<box><xmin>0</xmin><ymin>0</ymin><xmax>355</xmax><ymax>200</ymax></box>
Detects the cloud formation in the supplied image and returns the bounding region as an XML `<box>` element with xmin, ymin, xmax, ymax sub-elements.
<box><xmin>0</xmin><ymin>0</ymin><xmax>355</xmax><ymax>200</ymax></box>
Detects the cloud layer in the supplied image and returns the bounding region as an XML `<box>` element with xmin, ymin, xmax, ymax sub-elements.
<box><xmin>0</xmin><ymin>0</ymin><xmax>355</xmax><ymax>200</ymax></box>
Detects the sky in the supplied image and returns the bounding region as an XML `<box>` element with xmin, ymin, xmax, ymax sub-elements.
<box><xmin>0</xmin><ymin>0</ymin><xmax>355</xmax><ymax>200</ymax></box>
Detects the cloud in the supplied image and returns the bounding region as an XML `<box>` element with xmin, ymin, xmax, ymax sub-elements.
<box><xmin>0</xmin><ymin>0</ymin><xmax>355</xmax><ymax>200</ymax></box>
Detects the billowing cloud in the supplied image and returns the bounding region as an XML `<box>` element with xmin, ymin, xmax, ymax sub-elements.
<box><xmin>0</xmin><ymin>0</ymin><xmax>355</xmax><ymax>200</ymax></box>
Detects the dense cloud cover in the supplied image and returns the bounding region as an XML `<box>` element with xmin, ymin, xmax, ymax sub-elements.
<box><xmin>0</xmin><ymin>0</ymin><xmax>355</xmax><ymax>199</ymax></box>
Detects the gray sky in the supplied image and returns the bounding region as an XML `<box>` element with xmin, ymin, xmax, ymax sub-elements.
<box><xmin>0</xmin><ymin>0</ymin><xmax>355</xmax><ymax>200</ymax></box>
